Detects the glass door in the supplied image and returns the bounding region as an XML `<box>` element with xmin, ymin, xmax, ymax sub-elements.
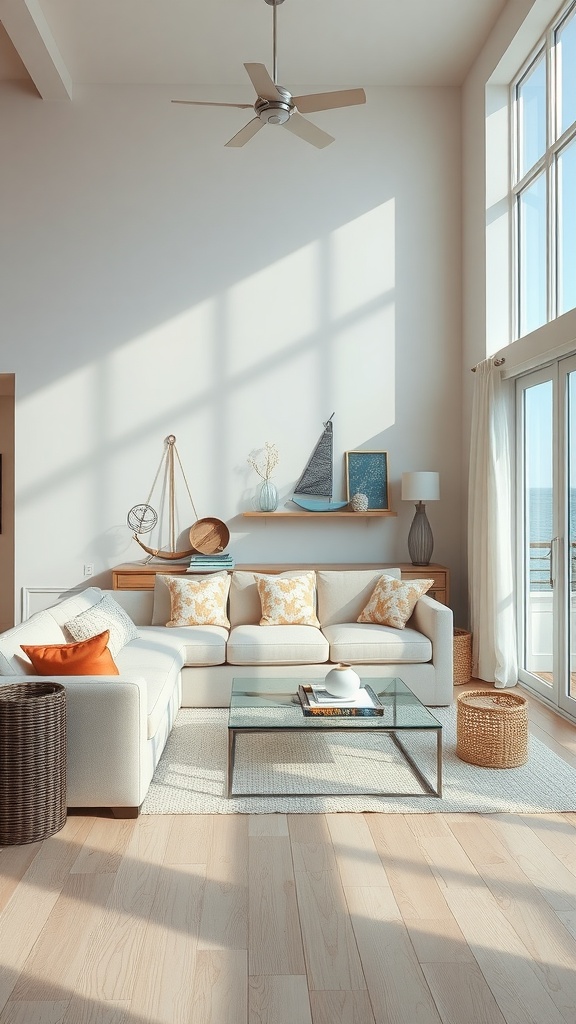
<box><xmin>517</xmin><ymin>355</ymin><xmax>576</xmax><ymax>720</ymax></box>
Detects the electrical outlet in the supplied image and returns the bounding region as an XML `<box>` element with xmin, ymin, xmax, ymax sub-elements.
<box><xmin>83</xmin><ymin>563</ymin><xmax>94</xmax><ymax>577</ymax></box>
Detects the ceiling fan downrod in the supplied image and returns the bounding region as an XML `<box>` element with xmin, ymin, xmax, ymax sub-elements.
<box><xmin>264</xmin><ymin>0</ymin><xmax>285</xmax><ymax>85</ymax></box>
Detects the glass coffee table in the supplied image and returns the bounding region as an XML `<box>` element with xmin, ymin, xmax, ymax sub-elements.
<box><xmin>227</xmin><ymin>677</ymin><xmax>443</xmax><ymax>798</ymax></box>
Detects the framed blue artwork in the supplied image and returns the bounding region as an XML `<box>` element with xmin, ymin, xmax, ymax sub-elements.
<box><xmin>345</xmin><ymin>450</ymin><xmax>389</xmax><ymax>510</ymax></box>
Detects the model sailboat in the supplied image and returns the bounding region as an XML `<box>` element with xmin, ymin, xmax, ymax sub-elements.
<box><xmin>291</xmin><ymin>414</ymin><xmax>348</xmax><ymax>511</ymax></box>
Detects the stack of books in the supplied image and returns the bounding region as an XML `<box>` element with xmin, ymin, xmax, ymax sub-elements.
<box><xmin>187</xmin><ymin>553</ymin><xmax>235</xmax><ymax>572</ymax></box>
<box><xmin>298</xmin><ymin>683</ymin><xmax>384</xmax><ymax>717</ymax></box>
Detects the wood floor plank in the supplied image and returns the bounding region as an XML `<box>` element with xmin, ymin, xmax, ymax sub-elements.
<box><xmin>442</xmin><ymin>888</ymin><xmax>568</xmax><ymax>1024</ymax></box>
<box><xmin>248</xmin><ymin>836</ymin><xmax>305</xmax><ymax>976</ymax></box>
<box><xmin>421</xmin><ymin>962</ymin><xmax>507</xmax><ymax>1024</ymax></box>
<box><xmin>309</xmin><ymin>990</ymin><xmax>376</xmax><ymax>1024</ymax></box>
<box><xmin>63</xmin><ymin>998</ymin><xmax>130</xmax><ymax>1024</ymax></box>
<box><xmin>164</xmin><ymin>814</ymin><xmax>212</xmax><ymax>864</ymax></box>
<box><xmin>366</xmin><ymin>816</ymin><xmax>450</xmax><ymax>921</ymax></box>
<box><xmin>192</xmin><ymin>949</ymin><xmax>247</xmax><ymax>1024</ymax></box>
<box><xmin>249</xmin><ymin>976</ymin><xmax>312</xmax><ymax>1024</ymax></box>
<box><xmin>0</xmin><ymin>843</ymin><xmax>42</xmax><ymax>912</ymax></box>
<box><xmin>418</xmin><ymin>835</ymin><xmax>481</xmax><ymax>891</ymax></box>
<box><xmin>74</xmin><ymin>815</ymin><xmax>173</xmax><ymax>1001</ymax></box>
<box><xmin>288</xmin><ymin>815</ymin><xmax>332</xmax><ymax>846</ymax></box>
<box><xmin>344</xmin><ymin>885</ymin><xmax>442</xmax><ymax>1024</ymax></box>
<box><xmin>0</xmin><ymin>1002</ymin><xmax>70</xmax><ymax>1024</ymax></box>
<box><xmin>129</xmin><ymin>861</ymin><xmax>206</xmax><ymax>1023</ymax></box>
<box><xmin>517</xmin><ymin>813</ymin><xmax>576</xmax><ymax>870</ymax></box>
<box><xmin>197</xmin><ymin>815</ymin><xmax>248</xmax><ymax>952</ymax></box>
<box><xmin>70</xmin><ymin>818</ymin><xmax>136</xmax><ymax>875</ymax></box>
<box><xmin>0</xmin><ymin>818</ymin><xmax>93</xmax><ymax>1013</ymax></box>
<box><xmin>404</xmin><ymin>915</ymin><xmax>476</xmax><ymax>965</ymax></box>
<box><xmin>404</xmin><ymin>813</ymin><xmax>454</xmax><ymax>840</ymax></box>
<box><xmin>448</xmin><ymin>814</ymin><xmax>576</xmax><ymax>1018</ymax></box>
<box><xmin>325</xmin><ymin>814</ymin><xmax>389</xmax><ymax>887</ymax></box>
<box><xmin>248</xmin><ymin>814</ymin><xmax>288</xmax><ymax>837</ymax></box>
<box><xmin>295</xmin><ymin>867</ymin><xmax>366</xmax><ymax>992</ymax></box>
<box><xmin>10</xmin><ymin>873</ymin><xmax>116</xmax><ymax>1001</ymax></box>
<box><xmin>486</xmin><ymin>814</ymin><xmax>576</xmax><ymax>911</ymax></box>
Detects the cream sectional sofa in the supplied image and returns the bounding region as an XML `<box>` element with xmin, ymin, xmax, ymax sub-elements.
<box><xmin>0</xmin><ymin>567</ymin><xmax>453</xmax><ymax>816</ymax></box>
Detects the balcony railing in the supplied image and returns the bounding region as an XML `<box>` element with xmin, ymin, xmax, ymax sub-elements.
<box><xmin>529</xmin><ymin>541</ymin><xmax>576</xmax><ymax>590</ymax></box>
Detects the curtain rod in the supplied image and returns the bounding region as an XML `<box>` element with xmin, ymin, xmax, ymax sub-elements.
<box><xmin>471</xmin><ymin>357</ymin><xmax>505</xmax><ymax>372</ymax></box>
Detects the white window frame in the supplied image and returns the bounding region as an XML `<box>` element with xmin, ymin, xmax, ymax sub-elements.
<box><xmin>510</xmin><ymin>0</ymin><xmax>576</xmax><ymax>340</ymax></box>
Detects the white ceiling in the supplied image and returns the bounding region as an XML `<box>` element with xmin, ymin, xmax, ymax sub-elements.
<box><xmin>0</xmin><ymin>0</ymin><xmax>509</xmax><ymax>99</ymax></box>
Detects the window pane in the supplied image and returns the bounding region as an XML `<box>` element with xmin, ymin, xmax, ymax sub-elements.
<box><xmin>558</xmin><ymin>138</ymin><xmax>576</xmax><ymax>316</ymax></box>
<box><xmin>557</xmin><ymin>8</ymin><xmax>576</xmax><ymax>136</ymax></box>
<box><xmin>517</xmin><ymin>54</ymin><xmax>546</xmax><ymax>178</ymax></box>
<box><xmin>518</xmin><ymin>173</ymin><xmax>547</xmax><ymax>336</ymax></box>
<box><xmin>523</xmin><ymin>380</ymin><xmax>554</xmax><ymax>685</ymax></box>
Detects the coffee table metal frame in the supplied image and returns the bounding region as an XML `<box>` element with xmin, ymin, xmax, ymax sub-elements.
<box><xmin>227</xmin><ymin>677</ymin><xmax>443</xmax><ymax>799</ymax></box>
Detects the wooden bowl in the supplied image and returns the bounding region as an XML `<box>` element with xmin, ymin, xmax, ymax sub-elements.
<box><xmin>189</xmin><ymin>518</ymin><xmax>230</xmax><ymax>554</ymax></box>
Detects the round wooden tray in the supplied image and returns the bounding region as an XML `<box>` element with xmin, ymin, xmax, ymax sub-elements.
<box><xmin>189</xmin><ymin>517</ymin><xmax>230</xmax><ymax>554</ymax></box>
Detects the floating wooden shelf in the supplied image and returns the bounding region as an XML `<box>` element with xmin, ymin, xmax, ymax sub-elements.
<box><xmin>242</xmin><ymin>510</ymin><xmax>397</xmax><ymax>518</ymax></box>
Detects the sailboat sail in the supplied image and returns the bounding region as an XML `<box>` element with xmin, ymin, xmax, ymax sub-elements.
<box><xmin>292</xmin><ymin>414</ymin><xmax>348</xmax><ymax>511</ymax></box>
<box><xmin>294</xmin><ymin>416</ymin><xmax>334</xmax><ymax>498</ymax></box>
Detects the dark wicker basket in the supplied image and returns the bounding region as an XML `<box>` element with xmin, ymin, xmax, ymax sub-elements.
<box><xmin>0</xmin><ymin>681</ymin><xmax>67</xmax><ymax>845</ymax></box>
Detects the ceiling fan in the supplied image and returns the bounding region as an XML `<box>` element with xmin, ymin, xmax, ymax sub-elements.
<box><xmin>172</xmin><ymin>0</ymin><xmax>366</xmax><ymax>149</ymax></box>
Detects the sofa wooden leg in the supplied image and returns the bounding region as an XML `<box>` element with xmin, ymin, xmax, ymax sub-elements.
<box><xmin>111</xmin><ymin>806</ymin><xmax>140</xmax><ymax>819</ymax></box>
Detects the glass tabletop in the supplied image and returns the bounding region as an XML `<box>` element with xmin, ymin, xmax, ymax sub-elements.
<box><xmin>229</xmin><ymin>677</ymin><xmax>442</xmax><ymax>731</ymax></box>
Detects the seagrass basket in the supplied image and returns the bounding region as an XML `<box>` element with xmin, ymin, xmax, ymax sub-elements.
<box><xmin>453</xmin><ymin>628</ymin><xmax>472</xmax><ymax>685</ymax></box>
<box><xmin>456</xmin><ymin>690</ymin><xmax>528</xmax><ymax>768</ymax></box>
<box><xmin>0</xmin><ymin>681</ymin><xmax>67</xmax><ymax>845</ymax></box>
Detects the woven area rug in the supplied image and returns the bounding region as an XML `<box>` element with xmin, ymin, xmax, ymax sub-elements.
<box><xmin>141</xmin><ymin>706</ymin><xmax>576</xmax><ymax>814</ymax></box>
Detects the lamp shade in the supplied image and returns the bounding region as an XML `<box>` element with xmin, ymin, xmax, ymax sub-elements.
<box><xmin>401</xmin><ymin>471</ymin><xmax>440</xmax><ymax>502</ymax></box>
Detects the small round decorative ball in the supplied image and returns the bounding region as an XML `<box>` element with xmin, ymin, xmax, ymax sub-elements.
<box><xmin>351</xmin><ymin>492</ymin><xmax>369</xmax><ymax>512</ymax></box>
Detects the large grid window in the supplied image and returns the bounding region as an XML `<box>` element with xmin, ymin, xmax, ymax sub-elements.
<box><xmin>513</xmin><ymin>1</ymin><xmax>576</xmax><ymax>338</ymax></box>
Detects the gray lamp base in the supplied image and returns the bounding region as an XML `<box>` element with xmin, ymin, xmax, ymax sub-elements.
<box><xmin>407</xmin><ymin>502</ymin><xmax>434</xmax><ymax>566</ymax></box>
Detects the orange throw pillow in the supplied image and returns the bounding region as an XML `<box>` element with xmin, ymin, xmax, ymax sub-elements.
<box><xmin>21</xmin><ymin>629</ymin><xmax>119</xmax><ymax>676</ymax></box>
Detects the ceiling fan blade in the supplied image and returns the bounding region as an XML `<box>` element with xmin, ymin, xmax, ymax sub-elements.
<box><xmin>225</xmin><ymin>117</ymin><xmax>265</xmax><ymax>148</ymax></box>
<box><xmin>292</xmin><ymin>88</ymin><xmax>366</xmax><ymax>114</ymax></box>
<box><xmin>172</xmin><ymin>100</ymin><xmax>253</xmax><ymax>109</ymax></box>
<box><xmin>283</xmin><ymin>113</ymin><xmax>334</xmax><ymax>149</ymax></box>
<box><xmin>244</xmin><ymin>62</ymin><xmax>281</xmax><ymax>101</ymax></box>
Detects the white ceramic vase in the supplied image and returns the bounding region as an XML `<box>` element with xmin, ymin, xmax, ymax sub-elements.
<box><xmin>324</xmin><ymin>662</ymin><xmax>361</xmax><ymax>697</ymax></box>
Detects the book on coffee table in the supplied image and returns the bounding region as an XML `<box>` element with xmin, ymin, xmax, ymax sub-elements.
<box><xmin>298</xmin><ymin>683</ymin><xmax>384</xmax><ymax>716</ymax></box>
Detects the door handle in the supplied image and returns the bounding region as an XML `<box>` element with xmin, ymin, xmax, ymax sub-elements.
<box><xmin>550</xmin><ymin>537</ymin><xmax>559</xmax><ymax>588</ymax></box>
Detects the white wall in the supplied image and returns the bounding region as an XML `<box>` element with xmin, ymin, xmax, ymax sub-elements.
<box><xmin>1</xmin><ymin>82</ymin><xmax>464</xmax><ymax>618</ymax></box>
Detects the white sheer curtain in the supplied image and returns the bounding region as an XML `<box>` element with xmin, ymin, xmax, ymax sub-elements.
<box><xmin>468</xmin><ymin>358</ymin><xmax>518</xmax><ymax>687</ymax></box>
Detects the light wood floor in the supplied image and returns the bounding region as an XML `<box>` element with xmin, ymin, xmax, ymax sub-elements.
<box><xmin>2</xmin><ymin>682</ymin><xmax>576</xmax><ymax>1024</ymax></box>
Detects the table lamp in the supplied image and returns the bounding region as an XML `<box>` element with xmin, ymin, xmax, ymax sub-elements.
<box><xmin>401</xmin><ymin>471</ymin><xmax>440</xmax><ymax>566</ymax></box>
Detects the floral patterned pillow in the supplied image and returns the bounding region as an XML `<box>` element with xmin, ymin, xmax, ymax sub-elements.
<box><xmin>357</xmin><ymin>574</ymin><xmax>433</xmax><ymax>629</ymax></box>
<box><xmin>256</xmin><ymin>572</ymin><xmax>319</xmax><ymax>626</ymax></box>
<box><xmin>161</xmin><ymin>573</ymin><xmax>231</xmax><ymax>628</ymax></box>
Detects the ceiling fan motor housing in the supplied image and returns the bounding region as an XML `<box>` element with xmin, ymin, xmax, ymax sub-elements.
<box><xmin>255</xmin><ymin>97</ymin><xmax>292</xmax><ymax>125</ymax></box>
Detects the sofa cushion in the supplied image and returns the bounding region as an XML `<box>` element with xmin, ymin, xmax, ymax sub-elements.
<box><xmin>136</xmin><ymin>625</ymin><xmax>228</xmax><ymax>667</ymax></box>
<box><xmin>0</xmin><ymin>610</ymin><xmax>67</xmax><ymax>675</ymax></box>
<box><xmin>358</xmin><ymin>575</ymin><xmax>433</xmax><ymax>629</ymax></box>
<box><xmin>316</xmin><ymin>569</ymin><xmax>401</xmax><ymax>627</ymax></box>
<box><xmin>21</xmin><ymin>630</ymin><xmax>119</xmax><ymax>676</ymax></box>
<box><xmin>322</xmin><ymin>622</ymin><xmax>432</xmax><ymax>664</ymax></box>
<box><xmin>256</xmin><ymin>572</ymin><xmax>319</xmax><ymax>626</ymax></box>
<box><xmin>152</xmin><ymin>573</ymin><xmax>230</xmax><ymax>627</ymax></box>
<box><xmin>64</xmin><ymin>593</ymin><xmax>139</xmax><ymax>657</ymax></box>
<box><xmin>115</xmin><ymin>633</ymin><xmax>188</xmax><ymax>738</ymax></box>
<box><xmin>229</xmin><ymin>570</ymin><xmax>314</xmax><ymax>627</ymax></box>
<box><xmin>45</xmin><ymin>586</ymin><xmax>106</xmax><ymax>627</ymax></box>
<box><xmin>227</xmin><ymin>624</ymin><xmax>329</xmax><ymax>665</ymax></box>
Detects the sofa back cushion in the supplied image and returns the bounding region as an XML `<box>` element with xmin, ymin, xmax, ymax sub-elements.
<box><xmin>0</xmin><ymin>610</ymin><xmax>67</xmax><ymax>675</ymax></box>
<box><xmin>228</xmin><ymin>570</ymin><xmax>317</xmax><ymax>627</ymax></box>
<box><xmin>316</xmin><ymin>568</ymin><xmax>402</xmax><ymax>627</ymax></box>
<box><xmin>45</xmin><ymin>586</ymin><xmax>106</xmax><ymax>628</ymax></box>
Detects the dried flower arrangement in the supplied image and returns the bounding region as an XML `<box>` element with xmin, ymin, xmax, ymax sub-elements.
<box><xmin>247</xmin><ymin>442</ymin><xmax>279</xmax><ymax>481</ymax></box>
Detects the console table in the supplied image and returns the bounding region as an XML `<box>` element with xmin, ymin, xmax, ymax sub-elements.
<box><xmin>112</xmin><ymin>562</ymin><xmax>450</xmax><ymax>606</ymax></box>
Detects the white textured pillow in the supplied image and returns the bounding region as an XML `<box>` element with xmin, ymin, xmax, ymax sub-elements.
<box><xmin>161</xmin><ymin>574</ymin><xmax>231</xmax><ymax>628</ymax></box>
<box><xmin>357</xmin><ymin>574</ymin><xmax>433</xmax><ymax>629</ymax></box>
<box><xmin>256</xmin><ymin>572</ymin><xmax>319</xmax><ymax>626</ymax></box>
<box><xmin>65</xmin><ymin>593</ymin><xmax>139</xmax><ymax>657</ymax></box>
